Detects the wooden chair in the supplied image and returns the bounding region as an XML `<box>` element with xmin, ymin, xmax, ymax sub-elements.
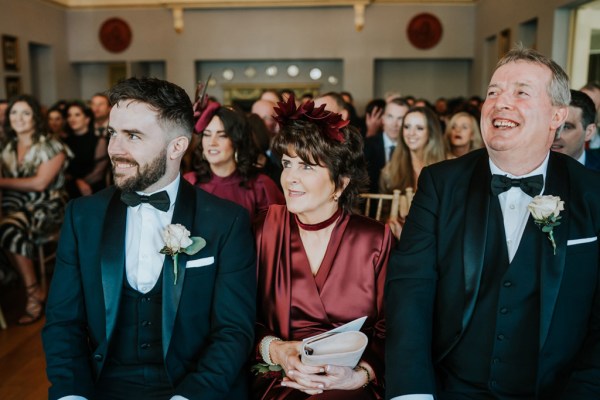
<box><xmin>359</xmin><ymin>188</ymin><xmax>414</xmax><ymax>221</ymax></box>
<box><xmin>33</xmin><ymin>228</ymin><xmax>61</xmax><ymax>291</ymax></box>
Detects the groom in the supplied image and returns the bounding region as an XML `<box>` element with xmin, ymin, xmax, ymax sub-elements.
<box><xmin>43</xmin><ymin>77</ymin><xmax>256</xmax><ymax>400</ymax></box>
<box><xmin>386</xmin><ymin>47</ymin><xmax>600</xmax><ymax>399</ymax></box>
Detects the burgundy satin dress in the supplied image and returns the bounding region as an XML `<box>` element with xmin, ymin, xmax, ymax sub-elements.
<box><xmin>253</xmin><ymin>205</ymin><xmax>393</xmax><ymax>400</ymax></box>
<box><xmin>183</xmin><ymin>171</ymin><xmax>284</xmax><ymax>220</ymax></box>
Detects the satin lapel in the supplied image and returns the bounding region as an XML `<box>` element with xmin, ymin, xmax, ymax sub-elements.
<box><xmin>100</xmin><ymin>190</ymin><xmax>127</xmax><ymax>341</ymax></box>
<box><xmin>538</xmin><ymin>153</ymin><xmax>569</xmax><ymax>349</ymax></box>
<box><xmin>162</xmin><ymin>179</ymin><xmax>196</xmax><ymax>359</ymax></box>
<box><xmin>462</xmin><ymin>154</ymin><xmax>492</xmax><ymax>330</ymax></box>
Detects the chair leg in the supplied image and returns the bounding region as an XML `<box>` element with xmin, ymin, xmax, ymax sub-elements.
<box><xmin>38</xmin><ymin>243</ymin><xmax>46</xmax><ymax>292</ymax></box>
<box><xmin>0</xmin><ymin>304</ymin><xmax>7</xmax><ymax>329</ymax></box>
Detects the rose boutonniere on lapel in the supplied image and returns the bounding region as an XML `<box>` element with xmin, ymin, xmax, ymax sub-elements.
<box><xmin>527</xmin><ymin>195</ymin><xmax>565</xmax><ymax>255</ymax></box>
<box><xmin>160</xmin><ymin>224</ymin><xmax>206</xmax><ymax>284</ymax></box>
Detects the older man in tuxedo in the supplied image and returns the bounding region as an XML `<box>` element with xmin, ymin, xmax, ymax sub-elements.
<box><xmin>43</xmin><ymin>77</ymin><xmax>256</xmax><ymax>400</ymax></box>
<box><xmin>386</xmin><ymin>47</ymin><xmax>600</xmax><ymax>399</ymax></box>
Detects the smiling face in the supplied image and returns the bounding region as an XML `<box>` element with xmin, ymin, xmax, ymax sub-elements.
<box><xmin>402</xmin><ymin>111</ymin><xmax>429</xmax><ymax>153</ymax></box>
<box><xmin>107</xmin><ymin>100</ymin><xmax>172</xmax><ymax>193</ymax></box>
<box><xmin>9</xmin><ymin>101</ymin><xmax>35</xmax><ymax>136</ymax></box>
<box><xmin>481</xmin><ymin>61</ymin><xmax>567</xmax><ymax>170</ymax></box>
<box><xmin>67</xmin><ymin>105</ymin><xmax>90</xmax><ymax>134</ymax></box>
<box><xmin>281</xmin><ymin>152</ymin><xmax>342</xmax><ymax>224</ymax></box>
<box><xmin>201</xmin><ymin>115</ymin><xmax>236</xmax><ymax>172</ymax></box>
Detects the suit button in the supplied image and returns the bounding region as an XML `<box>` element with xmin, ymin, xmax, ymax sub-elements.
<box><xmin>497</xmin><ymin>334</ymin><xmax>505</xmax><ymax>340</ymax></box>
<box><xmin>499</xmin><ymin>307</ymin><xmax>508</xmax><ymax>314</ymax></box>
<box><xmin>503</xmin><ymin>281</ymin><xmax>512</xmax><ymax>287</ymax></box>
<box><xmin>94</xmin><ymin>354</ymin><xmax>103</xmax><ymax>362</ymax></box>
<box><xmin>492</xmin><ymin>357</ymin><xmax>500</xmax><ymax>364</ymax></box>
<box><xmin>141</xmin><ymin>320</ymin><xmax>151</xmax><ymax>327</ymax></box>
<box><xmin>141</xmin><ymin>343</ymin><xmax>151</xmax><ymax>349</ymax></box>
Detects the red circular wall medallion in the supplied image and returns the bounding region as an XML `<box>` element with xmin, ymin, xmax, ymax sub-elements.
<box><xmin>99</xmin><ymin>18</ymin><xmax>132</xmax><ymax>53</ymax></box>
<box><xmin>407</xmin><ymin>13</ymin><xmax>443</xmax><ymax>50</ymax></box>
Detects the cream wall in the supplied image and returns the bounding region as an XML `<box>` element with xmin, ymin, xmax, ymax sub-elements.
<box><xmin>0</xmin><ymin>0</ymin><xmax>78</xmax><ymax>105</ymax></box>
<box><xmin>65</xmin><ymin>4</ymin><xmax>475</xmax><ymax>109</ymax></box>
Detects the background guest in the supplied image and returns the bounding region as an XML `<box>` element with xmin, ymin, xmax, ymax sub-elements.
<box><xmin>0</xmin><ymin>94</ymin><xmax>70</xmax><ymax>324</ymax></box>
<box><xmin>444</xmin><ymin>111</ymin><xmax>483</xmax><ymax>159</ymax></box>
<box><xmin>184</xmin><ymin>105</ymin><xmax>284</xmax><ymax>220</ymax></box>
<box><xmin>89</xmin><ymin>92</ymin><xmax>111</xmax><ymax>138</ymax></box>
<box><xmin>253</xmin><ymin>97</ymin><xmax>392</xmax><ymax>399</ymax></box>
<box><xmin>551</xmin><ymin>89</ymin><xmax>600</xmax><ymax>171</ymax></box>
<box><xmin>46</xmin><ymin>105</ymin><xmax>67</xmax><ymax>140</ymax></box>
<box><xmin>64</xmin><ymin>101</ymin><xmax>109</xmax><ymax>198</ymax></box>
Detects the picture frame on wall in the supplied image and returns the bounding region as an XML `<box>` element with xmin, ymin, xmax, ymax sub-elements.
<box><xmin>2</xmin><ymin>35</ymin><xmax>19</xmax><ymax>72</ymax></box>
<box><xmin>5</xmin><ymin>76</ymin><xmax>21</xmax><ymax>99</ymax></box>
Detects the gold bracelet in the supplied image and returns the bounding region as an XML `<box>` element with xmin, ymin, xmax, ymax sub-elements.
<box><xmin>354</xmin><ymin>365</ymin><xmax>370</xmax><ymax>388</ymax></box>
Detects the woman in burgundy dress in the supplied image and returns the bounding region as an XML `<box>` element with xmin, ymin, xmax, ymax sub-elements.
<box><xmin>183</xmin><ymin>105</ymin><xmax>284</xmax><ymax>220</ymax></box>
<box><xmin>252</xmin><ymin>96</ymin><xmax>393</xmax><ymax>400</ymax></box>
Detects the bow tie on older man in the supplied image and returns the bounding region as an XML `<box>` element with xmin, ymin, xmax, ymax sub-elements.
<box><xmin>490</xmin><ymin>174</ymin><xmax>544</xmax><ymax>198</ymax></box>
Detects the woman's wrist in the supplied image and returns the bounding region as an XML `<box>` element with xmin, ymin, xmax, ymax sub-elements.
<box><xmin>354</xmin><ymin>363</ymin><xmax>372</xmax><ymax>388</ymax></box>
<box><xmin>259</xmin><ymin>335</ymin><xmax>281</xmax><ymax>365</ymax></box>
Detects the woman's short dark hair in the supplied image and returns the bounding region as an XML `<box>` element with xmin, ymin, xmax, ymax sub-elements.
<box><xmin>192</xmin><ymin>106</ymin><xmax>258</xmax><ymax>187</ymax></box>
<box><xmin>272</xmin><ymin>120</ymin><xmax>368</xmax><ymax>211</ymax></box>
<box><xmin>65</xmin><ymin>100</ymin><xmax>95</xmax><ymax>136</ymax></box>
<box><xmin>3</xmin><ymin>94</ymin><xmax>47</xmax><ymax>143</ymax></box>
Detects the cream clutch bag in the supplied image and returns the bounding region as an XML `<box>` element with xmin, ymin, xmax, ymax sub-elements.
<box><xmin>301</xmin><ymin>330</ymin><xmax>368</xmax><ymax>367</ymax></box>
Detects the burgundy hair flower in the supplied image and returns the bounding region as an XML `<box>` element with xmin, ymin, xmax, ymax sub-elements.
<box><xmin>273</xmin><ymin>94</ymin><xmax>349</xmax><ymax>143</ymax></box>
<box><xmin>192</xmin><ymin>78</ymin><xmax>221</xmax><ymax>134</ymax></box>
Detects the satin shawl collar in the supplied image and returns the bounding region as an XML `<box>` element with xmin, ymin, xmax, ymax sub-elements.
<box><xmin>462</xmin><ymin>153</ymin><xmax>492</xmax><ymax>330</ymax></box>
<box><xmin>162</xmin><ymin>178</ymin><xmax>196</xmax><ymax>359</ymax></box>
<box><xmin>538</xmin><ymin>153</ymin><xmax>569</xmax><ymax>349</ymax></box>
<box><xmin>100</xmin><ymin>189</ymin><xmax>128</xmax><ymax>341</ymax></box>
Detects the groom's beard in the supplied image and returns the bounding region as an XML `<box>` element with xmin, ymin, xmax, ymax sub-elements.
<box><xmin>112</xmin><ymin>148</ymin><xmax>167</xmax><ymax>193</ymax></box>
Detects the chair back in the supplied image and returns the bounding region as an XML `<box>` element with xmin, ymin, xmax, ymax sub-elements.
<box><xmin>359</xmin><ymin>188</ymin><xmax>414</xmax><ymax>221</ymax></box>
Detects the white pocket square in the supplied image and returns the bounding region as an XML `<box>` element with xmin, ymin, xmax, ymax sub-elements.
<box><xmin>186</xmin><ymin>257</ymin><xmax>214</xmax><ymax>268</ymax></box>
<box><xmin>567</xmin><ymin>237</ymin><xmax>597</xmax><ymax>246</ymax></box>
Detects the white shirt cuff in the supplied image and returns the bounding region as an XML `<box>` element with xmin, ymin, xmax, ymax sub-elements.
<box><xmin>390</xmin><ymin>395</ymin><xmax>434</xmax><ymax>400</ymax></box>
<box><xmin>57</xmin><ymin>397</ymin><xmax>87</xmax><ymax>400</ymax></box>
<box><xmin>171</xmin><ymin>396</ymin><xmax>189</xmax><ymax>400</ymax></box>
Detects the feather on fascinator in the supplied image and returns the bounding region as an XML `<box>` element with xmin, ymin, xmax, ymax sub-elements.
<box><xmin>273</xmin><ymin>94</ymin><xmax>349</xmax><ymax>143</ymax></box>
<box><xmin>193</xmin><ymin>76</ymin><xmax>221</xmax><ymax>134</ymax></box>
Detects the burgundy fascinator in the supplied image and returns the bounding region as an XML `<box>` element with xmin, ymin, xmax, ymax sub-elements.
<box><xmin>273</xmin><ymin>94</ymin><xmax>349</xmax><ymax>143</ymax></box>
<box><xmin>193</xmin><ymin>77</ymin><xmax>221</xmax><ymax>134</ymax></box>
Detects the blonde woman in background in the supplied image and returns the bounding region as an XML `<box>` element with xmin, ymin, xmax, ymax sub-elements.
<box><xmin>445</xmin><ymin>111</ymin><xmax>483</xmax><ymax>159</ymax></box>
<box><xmin>379</xmin><ymin>106</ymin><xmax>446</xmax><ymax>238</ymax></box>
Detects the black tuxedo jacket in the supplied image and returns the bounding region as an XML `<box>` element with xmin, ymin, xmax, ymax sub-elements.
<box><xmin>385</xmin><ymin>149</ymin><xmax>600</xmax><ymax>399</ymax></box>
<box><xmin>364</xmin><ymin>132</ymin><xmax>387</xmax><ymax>193</ymax></box>
<box><xmin>43</xmin><ymin>178</ymin><xmax>257</xmax><ymax>400</ymax></box>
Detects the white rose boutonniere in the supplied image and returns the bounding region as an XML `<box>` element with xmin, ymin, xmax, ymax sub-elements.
<box><xmin>527</xmin><ymin>195</ymin><xmax>565</xmax><ymax>255</ymax></box>
<box><xmin>160</xmin><ymin>224</ymin><xmax>206</xmax><ymax>284</ymax></box>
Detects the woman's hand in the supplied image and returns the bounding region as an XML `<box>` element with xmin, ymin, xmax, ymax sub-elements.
<box><xmin>75</xmin><ymin>179</ymin><xmax>92</xmax><ymax>196</ymax></box>
<box><xmin>269</xmin><ymin>340</ymin><xmax>325</xmax><ymax>393</ymax></box>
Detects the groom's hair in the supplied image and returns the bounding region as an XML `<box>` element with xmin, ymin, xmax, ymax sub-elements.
<box><xmin>108</xmin><ymin>77</ymin><xmax>194</xmax><ymax>139</ymax></box>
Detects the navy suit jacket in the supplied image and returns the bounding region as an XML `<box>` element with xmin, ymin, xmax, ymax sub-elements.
<box><xmin>585</xmin><ymin>149</ymin><xmax>600</xmax><ymax>172</ymax></box>
<box><xmin>385</xmin><ymin>149</ymin><xmax>600</xmax><ymax>399</ymax></box>
<box><xmin>43</xmin><ymin>178</ymin><xmax>257</xmax><ymax>400</ymax></box>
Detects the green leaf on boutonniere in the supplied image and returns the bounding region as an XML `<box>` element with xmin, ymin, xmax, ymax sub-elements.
<box><xmin>183</xmin><ymin>236</ymin><xmax>206</xmax><ymax>255</ymax></box>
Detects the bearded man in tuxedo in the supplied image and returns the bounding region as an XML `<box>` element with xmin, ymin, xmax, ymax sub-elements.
<box><xmin>43</xmin><ymin>77</ymin><xmax>256</xmax><ymax>400</ymax></box>
<box><xmin>385</xmin><ymin>47</ymin><xmax>600</xmax><ymax>399</ymax></box>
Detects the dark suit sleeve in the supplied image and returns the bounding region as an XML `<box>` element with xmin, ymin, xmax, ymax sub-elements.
<box><xmin>385</xmin><ymin>167</ymin><xmax>439</xmax><ymax>398</ymax></box>
<box><xmin>42</xmin><ymin>201</ymin><xmax>95</xmax><ymax>400</ymax></box>
<box><xmin>563</xmin><ymin>244</ymin><xmax>600</xmax><ymax>398</ymax></box>
<box><xmin>175</xmin><ymin>206</ymin><xmax>257</xmax><ymax>400</ymax></box>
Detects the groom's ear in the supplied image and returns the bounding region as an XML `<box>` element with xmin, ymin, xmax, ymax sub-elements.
<box><xmin>168</xmin><ymin>136</ymin><xmax>189</xmax><ymax>160</ymax></box>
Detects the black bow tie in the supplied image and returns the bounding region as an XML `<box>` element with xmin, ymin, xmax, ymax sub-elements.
<box><xmin>120</xmin><ymin>190</ymin><xmax>171</xmax><ymax>212</ymax></box>
<box><xmin>490</xmin><ymin>174</ymin><xmax>544</xmax><ymax>198</ymax></box>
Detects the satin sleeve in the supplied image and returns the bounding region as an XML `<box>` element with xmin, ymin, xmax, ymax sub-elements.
<box><xmin>253</xmin><ymin>174</ymin><xmax>285</xmax><ymax>216</ymax></box>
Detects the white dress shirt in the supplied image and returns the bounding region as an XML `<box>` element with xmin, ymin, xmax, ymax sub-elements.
<box><xmin>59</xmin><ymin>175</ymin><xmax>189</xmax><ymax>400</ymax></box>
<box><xmin>390</xmin><ymin>154</ymin><xmax>549</xmax><ymax>400</ymax></box>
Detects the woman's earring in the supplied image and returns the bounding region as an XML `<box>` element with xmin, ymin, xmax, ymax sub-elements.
<box><xmin>333</xmin><ymin>194</ymin><xmax>339</xmax><ymax>202</ymax></box>
<box><xmin>234</xmin><ymin>151</ymin><xmax>238</xmax><ymax>163</ymax></box>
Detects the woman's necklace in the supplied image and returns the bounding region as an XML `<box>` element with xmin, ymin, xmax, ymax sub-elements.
<box><xmin>295</xmin><ymin>207</ymin><xmax>342</xmax><ymax>231</ymax></box>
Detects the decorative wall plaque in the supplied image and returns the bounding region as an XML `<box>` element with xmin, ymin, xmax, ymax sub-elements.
<box><xmin>407</xmin><ymin>13</ymin><xmax>443</xmax><ymax>50</ymax></box>
<box><xmin>99</xmin><ymin>18</ymin><xmax>132</xmax><ymax>53</ymax></box>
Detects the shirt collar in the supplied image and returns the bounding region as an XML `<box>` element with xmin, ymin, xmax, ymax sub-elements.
<box><xmin>578</xmin><ymin>150</ymin><xmax>586</xmax><ymax>166</ymax></box>
<box><xmin>382</xmin><ymin>132</ymin><xmax>396</xmax><ymax>148</ymax></box>
<box><xmin>489</xmin><ymin>152</ymin><xmax>549</xmax><ymax>195</ymax></box>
